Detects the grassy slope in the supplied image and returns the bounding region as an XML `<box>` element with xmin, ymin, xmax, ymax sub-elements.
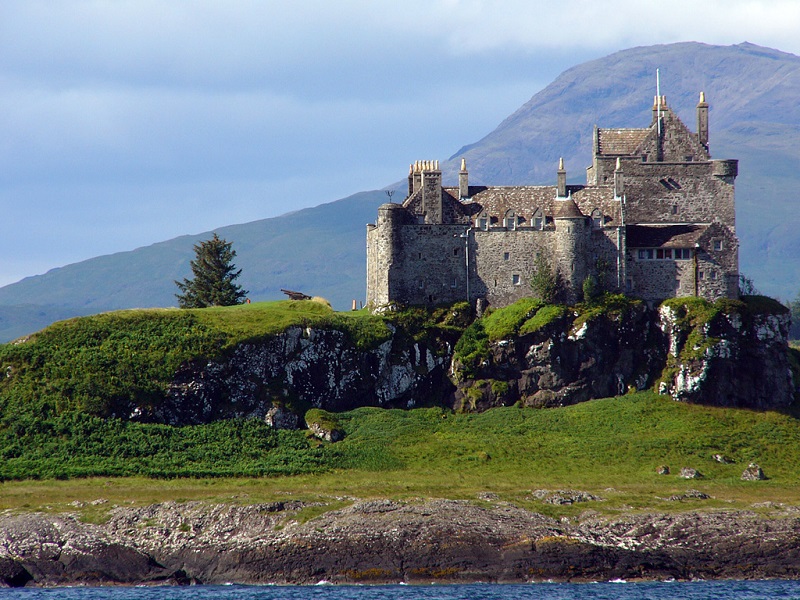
<box><xmin>3</xmin><ymin>394</ymin><xmax>800</xmax><ymax>519</ymax></box>
<box><xmin>1</xmin><ymin>298</ymin><xmax>798</xmax><ymax>519</ymax></box>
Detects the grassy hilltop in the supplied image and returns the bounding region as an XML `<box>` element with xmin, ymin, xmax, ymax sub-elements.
<box><xmin>1</xmin><ymin>299</ymin><xmax>799</xmax><ymax>519</ymax></box>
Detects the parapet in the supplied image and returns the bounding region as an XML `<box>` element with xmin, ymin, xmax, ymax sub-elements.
<box><xmin>711</xmin><ymin>159</ymin><xmax>738</xmax><ymax>178</ymax></box>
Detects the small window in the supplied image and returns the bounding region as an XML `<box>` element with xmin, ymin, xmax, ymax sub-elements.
<box><xmin>626</xmin><ymin>277</ymin><xmax>633</xmax><ymax>292</ymax></box>
<box><xmin>672</xmin><ymin>204</ymin><xmax>679</xmax><ymax>215</ymax></box>
<box><xmin>656</xmin><ymin>249</ymin><xmax>665</xmax><ymax>259</ymax></box>
<box><xmin>503</xmin><ymin>252</ymin><xmax>510</xmax><ymax>261</ymax></box>
<box><xmin>710</xmin><ymin>270</ymin><xmax>718</xmax><ymax>280</ymax></box>
<box><xmin>638</xmin><ymin>249</ymin><xmax>646</xmax><ymax>260</ymax></box>
<box><xmin>453</xmin><ymin>248</ymin><xmax>459</xmax><ymax>256</ymax></box>
<box><xmin>591</xmin><ymin>209</ymin><xmax>603</xmax><ymax>228</ymax></box>
<box><xmin>713</xmin><ymin>239</ymin><xmax>723</xmax><ymax>251</ymax></box>
<box><xmin>664</xmin><ymin>249</ymin><xmax>672</xmax><ymax>259</ymax></box>
<box><xmin>512</xmin><ymin>274</ymin><xmax>521</xmax><ymax>285</ymax></box>
<box><xmin>451</xmin><ymin>278</ymin><xmax>457</xmax><ymax>288</ymax></box>
<box><xmin>646</xmin><ymin>249</ymin><xmax>654</xmax><ymax>260</ymax></box>
<box><xmin>642</xmin><ymin>154</ymin><xmax>648</xmax><ymax>162</ymax></box>
<box><xmin>418</xmin><ymin>280</ymin><xmax>424</xmax><ymax>289</ymax></box>
<box><xmin>504</xmin><ymin>211</ymin><xmax>517</xmax><ymax>230</ymax></box>
<box><xmin>699</xmin><ymin>271</ymin><xmax>705</xmax><ymax>281</ymax></box>
<box><xmin>477</xmin><ymin>212</ymin><xmax>489</xmax><ymax>231</ymax></box>
<box><xmin>684</xmin><ymin>155</ymin><xmax>694</xmax><ymax>162</ymax></box>
<box><xmin>532</xmin><ymin>208</ymin><xmax>544</xmax><ymax>230</ymax></box>
<box><xmin>418</xmin><ymin>253</ymin><xmax>422</xmax><ymax>260</ymax></box>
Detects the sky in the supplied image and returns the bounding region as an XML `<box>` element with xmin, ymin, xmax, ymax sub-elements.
<box><xmin>1</xmin><ymin>1</ymin><xmax>799</xmax><ymax>288</ymax></box>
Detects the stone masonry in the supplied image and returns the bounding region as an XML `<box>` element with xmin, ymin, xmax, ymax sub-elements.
<box><xmin>367</xmin><ymin>93</ymin><xmax>739</xmax><ymax>308</ymax></box>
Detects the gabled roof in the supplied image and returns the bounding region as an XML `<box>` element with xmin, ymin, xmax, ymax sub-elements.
<box><xmin>597</xmin><ymin>128</ymin><xmax>651</xmax><ymax>156</ymax></box>
<box><xmin>626</xmin><ymin>224</ymin><xmax>708</xmax><ymax>248</ymax></box>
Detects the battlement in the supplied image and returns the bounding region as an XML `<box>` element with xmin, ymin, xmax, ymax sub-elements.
<box><xmin>368</xmin><ymin>93</ymin><xmax>739</xmax><ymax>309</ymax></box>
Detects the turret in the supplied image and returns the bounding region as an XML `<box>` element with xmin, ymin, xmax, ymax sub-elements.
<box><xmin>554</xmin><ymin>198</ymin><xmax>587</xmax><ymax>303</ymax></box>
<box><xmin>697</xmin><ymin>91</ymin><xmax>709</xmax><ymax>149</ymax></box>
<box><xmin>459</xmin><ymin>158</ymin><xmax>469</xmax><ymax>199</ymax></box>
<box><xmin>407</xmin><ymin>164</ymin><xmax>414</xmax><ymax>197</ymax></box>
<box><xmin>557</xmin><ymin>157</ymin><xmax>567</xmax><ymax>198</ymax></box>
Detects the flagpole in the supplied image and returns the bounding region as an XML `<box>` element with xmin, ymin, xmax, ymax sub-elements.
<box><xmin>656</xmin><ymin>68</ymin><xmax>661</xmax><ymax>136</ymax></box>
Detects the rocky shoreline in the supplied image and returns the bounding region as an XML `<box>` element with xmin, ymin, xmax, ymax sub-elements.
<box><xmin>3</xmin><ymin>498</ymin><xmax>800</xmax><ymax>587</ymax></box>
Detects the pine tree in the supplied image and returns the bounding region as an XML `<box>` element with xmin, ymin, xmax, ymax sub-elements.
<box><xmin>175</xmin><ymin>233</ymin><xmax>248</xmax><ymax>308</ymax></box>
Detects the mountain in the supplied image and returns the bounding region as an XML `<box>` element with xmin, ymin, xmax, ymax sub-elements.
<box><xmin>1</xmin><ymin>41</ymin><xmax>799</xmax><ymax>342</ymax></box>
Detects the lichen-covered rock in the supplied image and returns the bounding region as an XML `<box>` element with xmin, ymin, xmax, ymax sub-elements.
<box><xmin>680</xmin><ymin>467</ymin><xmax>703</xmax><ymax>479</ymax></box>
<box><xmin>741</xmin><ymin>463</ymin><xmax>767</xmax><ymax>481</ymax></box>
<box><xmin>264</xmin><ymin>405</ymin><xmax>300</xmax><ymax>430</ymax></box>
<box><xmin>657</xmin><ymin>297</ymin><xmax>793</xmax><ymax>409</ymax></box>
<box><xmin>452</xmin><ymin>299</ymin><xmax>666</xmax><ymax>410</ymax></box>
<box><xmin>151</xmin><ymin>325</ymin><xmax>456</xmax><ymax>425</ymax></box>
<box><xmin>452</xmin><ymin>296</ymin><xmax>793</xmax><ymax>413</ymax></box>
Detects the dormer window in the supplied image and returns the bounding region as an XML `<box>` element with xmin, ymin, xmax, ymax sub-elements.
<box><xmin>504</xmin><ymin>210</ymin><xmax>517</xmax><ymax>230</ymax></box>
<box><xmin>590</xmin><ymin>209</ymin><xmax>603</xmax><ymax>228</ymax></box>
<box><xmin>476</xmin><ymin>212</ymin><xmax>489</xmax><ymax>231</ymax></box>
<box><xmin>532</xmin><ymin>208</ymin><xmax>544</xmax><ymax>230</ymax></box>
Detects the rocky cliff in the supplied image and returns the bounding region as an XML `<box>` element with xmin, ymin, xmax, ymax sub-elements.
<box><xmin>148</xmin><ymin>297</ymin><xmax>793</xmax><ymax>427</ymax></box>
<box><xmin>4</xmin><ymin>499</ymin><xmax>800</xmax><ymax>586</ymax></box>
<box><xmin>450</xmin><ymin>296</ymin><xmax>794</xmax><ymax>412</ymax></box>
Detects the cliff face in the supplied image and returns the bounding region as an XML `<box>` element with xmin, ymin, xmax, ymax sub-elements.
<box><xmin>5</xmin><ymin>500</ymin><xmax>800</xmax><ymax>586</ymax></box>
<box><xmin>140</xmin><ymin>297</ymin><xmax>793</xmax><ymax>427</ymax></box>
<box><xmin>657</xmin><ymin>301</ymin><xmax>794</xmax><ymax>408</ymax></box>
<box><xmin>450</xmin><ymin>297</ymin><xmax>794</xmax><ymax>412</ymax></box>
<box><xmin>155</xmin><ymin>325</ymin><xmax>456</xmax><ymax>425</ymax></box>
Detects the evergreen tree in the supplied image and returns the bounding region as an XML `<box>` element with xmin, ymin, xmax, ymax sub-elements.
<box><xmin>175</xmin><ymin>233</ymin><xmax>248</xmax><ymax>308</ymax></box>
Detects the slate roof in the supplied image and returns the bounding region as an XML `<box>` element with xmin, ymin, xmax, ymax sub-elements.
<box><xmin>626</xmin><ymin>224</ymin><xmax>708</xmax><ymax>248</ymax></box>
<box><xmin>440</xmin><ymin>185</ymin><xmax>621</xmax><ymax>225</ymax></box>
<box><xmin>597</xmin><ymin>128</ymin><xmax>651</xmax><ymax>156</ymax></box>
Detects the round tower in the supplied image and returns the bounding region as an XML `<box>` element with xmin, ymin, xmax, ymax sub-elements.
<box><xmin>554</xmin><ymin>197</ymin><xmax>587</xmax><ymax>302</ymax></box>
<box><xmin>367</xmin><ymin>203</ymin><xmax>407</xmax><ymax>307</ymax></box>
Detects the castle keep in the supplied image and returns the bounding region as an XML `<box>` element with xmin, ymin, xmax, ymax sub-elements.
<box><xmin>366</xmin><ymin>94</ymin><xmax>739</xmax><ymax>308</ymax></box>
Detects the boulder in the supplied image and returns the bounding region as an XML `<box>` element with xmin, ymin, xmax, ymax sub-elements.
<box><xmin>680</xmin><ymin>467</ymin><xmax>703</xmax><ymax>479</ymax></box>
<box><xmin>264</xmin><ymin>405</ymin><xmax>299</xmax><ymax>430</ymax></box>
<box><xmin>741</xmin><ymin>463</ymin><xmax>767</xmax><ymax>481</ymax></box>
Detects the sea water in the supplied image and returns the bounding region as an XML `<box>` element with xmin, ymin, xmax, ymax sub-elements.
<box><xmin>3</xmin><ymin>582</ymin><xmax>800</xmax><ymax>600</ymax></box>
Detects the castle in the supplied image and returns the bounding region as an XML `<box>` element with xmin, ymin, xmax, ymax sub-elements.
<box><xmin>366</xmin><ymin>94</ymin><xmax>739</xmax><ymax>309</ymax></box>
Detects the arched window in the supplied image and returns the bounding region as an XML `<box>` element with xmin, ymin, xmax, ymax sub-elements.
<box><xmin>504</xmin><ymin>210</ymin><xmax>517</xmax><ymax>230</ymax></box>
<box><xmin>591</xmin><ymin>209</ymin><xmax>603</xmax><ymax>228</ymax></box>
<box><xmin>476</xmin><ymin>211</ymin><xmax>489</xmax><ymax>231</ymax></box>
<box><xmin>532</xmin><ymin>208</ymin><xmax>544</xmax><ymax>230</ymax></box>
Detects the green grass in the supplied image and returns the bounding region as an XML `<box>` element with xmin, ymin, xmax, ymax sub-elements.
<box><xmin>0</xmin><ymin>301</ymin><xmax>392</xmax><ymax>420</ymax></box>
<box><xmin>4</xmin><ymin>393</ymin><xmax>800</xmax><ymax>518</ymax></box>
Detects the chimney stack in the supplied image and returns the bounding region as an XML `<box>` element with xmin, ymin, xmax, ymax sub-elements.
<box><xmin>557</xmin><ymin>157</ymin><xmax>567</xmax><ymax>198</ymax></box>
<box><xmin>697</xmin><ymin>91</ymin><xmax>709</xmax><ymax>149</ymax></box>
<box><xmin>459</xmin><ymin>158</ymin><xmax>469</xmax><ymax>199</ymax></box>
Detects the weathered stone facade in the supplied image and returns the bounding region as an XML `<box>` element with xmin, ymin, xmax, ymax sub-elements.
<box><xmin>367</xmin><ymin>94</ymin><xmax>739</xmax><ymax>308</ymax></box>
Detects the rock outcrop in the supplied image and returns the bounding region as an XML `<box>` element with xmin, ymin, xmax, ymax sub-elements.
<box><xmin>152</xmin><ymin>324</ymin><xmax>457</xmax><ymax>425</ymax></box>
<box><xmin>122</xmin><ymin>297</ymin><xmax>793</xmax><ymax>427</ymax></box>
<box><xmin>5</xmin><ymin>500</ymin><xmax>800</xmax><ymax>586</ymax></box>
<box><xmin>451</xmin><ymin>297</ymin><xmax>794</xmax><ymax>412</ymax></box>
<box><xmin>657</xmin><ymin>299</ymin><xmax>793</xmax><ymax>408</ymax></box>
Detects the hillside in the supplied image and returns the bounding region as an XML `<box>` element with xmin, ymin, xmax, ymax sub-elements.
<box><xmin>1</xmin><ymin>42</ymin><xmax>799</xmax><ymax>342</ymax></box>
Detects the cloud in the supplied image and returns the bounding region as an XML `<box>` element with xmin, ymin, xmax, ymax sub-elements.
<box><xmin>0</xmin><ymin>0</ymin><xmax>798</xmax><ymax>287</ymax></box>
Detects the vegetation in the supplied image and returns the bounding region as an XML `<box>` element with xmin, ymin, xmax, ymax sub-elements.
<box><xmin>0</xmin><ymin>294</ymin><xmax>797</xmax><ymax>518</ymax></box>
<box><xmin>175</xmin><ymin>233</ymin><xmax>248</xmax><ymax>308</ymax></box>
<box><xmin>0</xmin><ymin>301</ymin><xmax>391</xmax><ymax>421</ymax></box>
<box><xmin>4</xmin><ymin>394</ymin><xmax>800</xmax><ymax>517</ymax></box>
<box><xmin>529</xmin><ymin>252</ymin><xmax>562</xmax><ymax>303</ymax></box>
